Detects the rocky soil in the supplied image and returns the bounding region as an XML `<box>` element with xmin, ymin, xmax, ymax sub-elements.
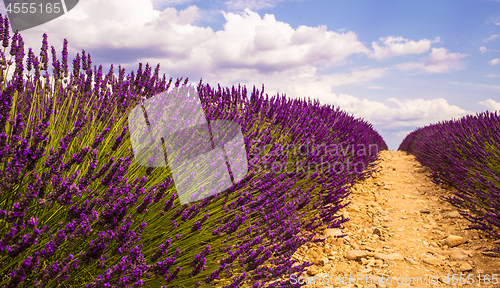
<box><xmin>290</xmin><ymin>150</ymin><xmax>500</xmax><ymax>288</ymax></box>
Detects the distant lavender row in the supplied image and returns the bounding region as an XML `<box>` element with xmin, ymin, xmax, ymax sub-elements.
<box><xmin>398</xmin><ymin>111</ymin><xmax>500</xmax><ymax>256</ymax></box>
<box><xmin>0</xmin><ymin>12</ymin><xmax>387</xmax><ymax>287</ymax></box>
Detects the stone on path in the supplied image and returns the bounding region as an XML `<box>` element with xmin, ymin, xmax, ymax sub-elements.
<box><xmin>442</xmin><ymin>235</ymin><xmax>464</xmax><ymax>247</ymax></box>
<box><xmin>459</xmin><ymin>262</ymin><xmax>473</xmax><ymax>271</ymax></box>
<box><xmin>449</xmin><ymin>248</ymin><xmax>469</xmax><ymax>260</ymax></box>
<box><xmin>388</xmin><ymin>253</ymin><xmax>404</xmax><ymax>260</ymax></box>
<box><xmin>404</xmin><ymin>257</ymin><xmax>418</xmax><ymax>265</ymax></box>
<box><xmin>444</xmin><ymin>211</ymin><xmax>461</xmax><ymax>219</ymax></box>
<box><xmin>324</xmin><ymin>228</ymin><xmax>343</xmax><ymax>238</ymax></box>
<box><xmin>345</xmin><ymin>250</ymin><xmax>367</xmax><ymax>260</ymax></box>
<box><xmin>373</xmin><ymin>252</ymin><xmax>404</xmax><ymax>261</ymax></box>
<box><xmin>307</xmin><ymin>265</ymin><xmax>319</xmax><ymax>275</ymax></box>
<box><xmin>422</xmin><ymin>256</ymin><xmax>445</xmax><ymax>266</ymax></box>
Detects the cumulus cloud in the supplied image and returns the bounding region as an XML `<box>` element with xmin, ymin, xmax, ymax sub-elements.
<box><xmin>5</xmin><ymin>0</ymin><xmax>462</xmax><ymax>98</ymax></box>
<box><xmin>235</xmin><ymin>81</ymin><xmax>471</xmax><ymax>150</ymax></box>
<box><xmin>489</xmin><ymin>58</ymin><xmax>500</xmax><ymax>66</ymax></box>
<box><xmin>225</xmin><ymin>66</ymin><xmax>388</xmax><ymax>111</ymax></box>
<box><xmin>479</xmin><ymin>99</ymin><xmax>500</xmax><ymax>111</ymax></box>
<box><xmin>210</xmin><ymin>12</ymin><xmax>370</xmax><ymax>75</ymax></box>
<box><xmin>10</xmin><ymin>1</ymin><xmax>375</xmax><ymax>90</ymax></box>
<box><xmin>370</xmin><ymin>36</ymin><xmax>440</xmax><ymax>60</ymax></box>
<box><xmin>312</xmin><ymin>93</ymin><xmax>470</xmax><ymax>130</ymax></box>
<box><xmin>384</xmin><ymin>98</ymin><xmax>469</xmax><ymax>125</ymax></box>
<box><xmin>393</xmin><ymin>47</ymin><xmax>467</xmax><ymax>73</ymax></box>
<box><xmin>332</xmin><ymin>95</ymin><xmax>471</xmax><ymax>151</ymax></box>
<box><xmin>275</xmin><ymin>79</ymin><xmax>470</xmax><ymax>130</ymax></box>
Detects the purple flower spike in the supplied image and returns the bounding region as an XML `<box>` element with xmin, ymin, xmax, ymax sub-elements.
<box><xmin>2</xmin><ymin>16</ymin><xmax>9</xmax><ymax>48</ymax></box>
<box><xmin>5</xmin><ymin>255</ymin><xmax>39</xmax><ymax>288</ymax></box>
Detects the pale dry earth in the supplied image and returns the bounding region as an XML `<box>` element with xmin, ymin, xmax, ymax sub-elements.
<box><xmin>289</xmin><ymin>150</ymin><xmax>500</xmax><ymax>288</ymax></box>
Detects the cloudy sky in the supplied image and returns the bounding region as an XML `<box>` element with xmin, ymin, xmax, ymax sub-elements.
<box><xmin>2</xmin><ymin>0</ymin><xmax>500</xmax><ymax>150</ymax></box>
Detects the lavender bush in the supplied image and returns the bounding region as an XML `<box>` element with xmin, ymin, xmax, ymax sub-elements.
<box><xmin>399</xmin><ymin>111</ymin><xmax>500</xmax><ymax>256</ymax></box>
<box><xmin>0</xmin><ymin>13</ymin><xmax>387</xmax><ymax>287</ymax></box>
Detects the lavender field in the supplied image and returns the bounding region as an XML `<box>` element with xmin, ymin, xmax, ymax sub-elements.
<box><xmin>1</xmin><ymin>1</ymin><xmax>500</xmax><ymax>285</ymax></box>
<box><xmin>0</xmin><ymin>14</ymin><xmax>389</xmax><ymax>287</ymax></box>
<box><xmin>398</xmin><ymin>111</ymin><xmax>500</xmax><ymax>257</ymax></box>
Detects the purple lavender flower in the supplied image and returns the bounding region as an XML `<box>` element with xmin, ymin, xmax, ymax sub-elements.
<box><xmin>40</xmin><ymin>33</ymin><xmax>49</xmax><ymax>71</ymax></box>
<box><xmin>62</xmin><ymin>38</ymin><xmax>69</xmax><ymax>78</ymax></box>
<box><xmin>37</xmin><ymin>254</ymin><xmax>78</xmax><ymax>284</ymax></box>
<box><xmin>5</xmin><ymin>255</ymin><xmax>39</xmax><ymax>288</ymax></box>
<box><xmin>110</xmin><ymin>127</ymin><xmax>127</xmax><ymax>151</ymax></box>
<box><xmin>72</xmin><ymin>52</ymin><xmax>81</xmax><ymax>78</ymax></box>
<box><xmin>2</xmin><ymin>16</ymin><xmax>9</xmax><ymax>48</ymax></box>
<box><xmin>0</xmin><ymin>14</ymin><xmax>4</xmax><ymax>43</ymax></box>
<box><xmin>51</xmin><ymin>45</ymin><xmax>60</xmax><ymax>80</ymax></box>
<box><xmin>80</xmin><ymin>230</ymin><xmax>114</xmax><ymax>264</ymax></box>
<box><xmin>40</xmin><ymin>222</ymin><xmax>76</xmax><ymax>258</ymax></box>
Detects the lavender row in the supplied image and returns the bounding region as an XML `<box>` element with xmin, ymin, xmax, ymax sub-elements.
<box><xmin>0</xmin><ymin>13</ymin><xmax>386</xmax><ymax>287</ymax></box>
<box><xmin>398</xmin><ymin>111</ymin><xmax>500</xmax><ymax>256</ymax></box>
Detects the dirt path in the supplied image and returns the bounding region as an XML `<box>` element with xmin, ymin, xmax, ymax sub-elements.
<box><xmin>291</xmin><ymin>150</ymin><xmax>500</xmax><ymax>288</ymax></box>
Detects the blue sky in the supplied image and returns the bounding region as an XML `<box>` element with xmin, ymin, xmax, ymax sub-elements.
<box><xmin>2</xmin><ymin>0</ymin><xmax>499</xmax><ymax>150</ymax></box>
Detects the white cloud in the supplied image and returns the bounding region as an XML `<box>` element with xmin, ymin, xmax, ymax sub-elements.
<box><xmin>193</xmin><ymin>9</ymin><xmax>371</xmax><ymax>81</ymax></box>
<box><xmin>220</xmin><ymin>66</ymin><xmax>388</xmax><ymax>111</ymax></box>
<box><xmin>366</xmin><ymin>86</ymin><xmax>384</xmax><ymax>89</ymax></box>
<box><xmin>394</xmin><ymin>47</ymin><xmax>467</xmax><ymax>73</ymax></box>
<box><xmin>273</xmin><ymin>79</ymin><xmax>470</xmax><ymax>131</ymax></box>
<box><xmin>151</xmin><ymin>0</ymin><xmax>195</xmax><ymax>6</ymax></box>
<box><xmin>316</xmin><ymin>94</ymin><xmax>470</xmax><ymax>130</ymax></box>
<box><xmin>483</xmin><ymin>34</ymin><xmax>500</xmax><ymax>43</ymax></box>
<box><xmin>479</xmin><ymin>99</ymin><xmax>500</xmax><ymax>111</ymax></box>
<box><xmin>489</xmin><ymin>58</ymin><xmax>500</xmax><ymax>66</ymax></box>
<box><xmin>485</xmin><ymin>74</ymin><xmax>500</xmax><ymax>78</ymax></box>
<box><xmin>224</xmin><ymin>0</ymin><xmax>305</xmax><ymax>11</ymax></box>
<box><xmin>225</xmin><ymin>0</ymin><xmax>278</xmax><ymax>10</ymax></box>
<box><xmin>449</xmin><ymin>81</ymin><xmax>500</xmax><ymax>91</ymax></box>
<box><xmin>12</xmin><ymin>2</ymin><xmax>374</xmax><ymax>88</ymax></box>
<box><xmin>479</xmin><ymin>47</ymin><xmax>500</xmax><ymax>53</ymax></box>
<box><xmin>384</xmin><ymin>98</ymin><xmax>469</xmax><ymax>126</ymax></box>
<box><xmin>322</xmin><ymin>67</ymin><xmax>388</xmax><ymax>86</ymax></box>
<box><xmin>370</xmin><ymin>36</ymin><xmax>440</xmax><ymax>60</ymax></box>
<box><xmin>487</xmin><ymin>15</ymin><xmax>500</xmax><ymax>26</ymax></box>
<box><xmin>393</xmin><ymin>130</ymin><xmax>414</xmax><ymax>138</ymax></box>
